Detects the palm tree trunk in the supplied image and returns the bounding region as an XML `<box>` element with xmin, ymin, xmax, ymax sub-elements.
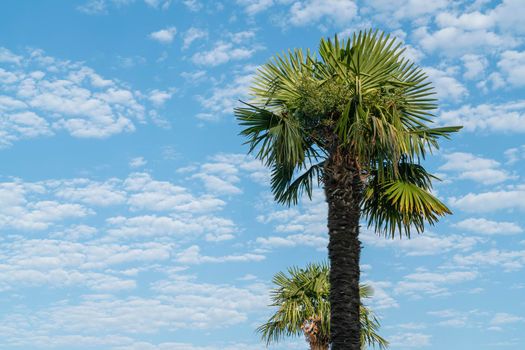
<box><xmin>324</xmin><ymin>150</ymin><xmax>363</xmax><ymax>350</ymax></box>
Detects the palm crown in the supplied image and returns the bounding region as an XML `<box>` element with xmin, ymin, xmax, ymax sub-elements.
<box><xmin>235</xmin><ymin>30</ymin><xmax>461</xmax><ymax>237</ymax></box>
<box><xmin>258</xmin><ymin>262</ymin><xmax>388</xmax><ymax>349</ymax></box>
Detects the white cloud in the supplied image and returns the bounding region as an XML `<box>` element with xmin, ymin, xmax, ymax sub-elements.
<box><xmin>402</xmin><ymin>44</ymin><xmax>425</xmax><ymax>62</ymax></box>
<box><xmin>182</xmin><ymin>0</ymin><xmax>202</xmax><ymax>11</ymax></box>
<box><xmin>79</xmin><ymin>0</ymin><xmax>173</xmax><ymax>14</ymax></box>
<box><xmin>192</xmin><ymin>41</ymin><xmax>257</xmax><ymax>66</ymax></box>
<box><xmin>237</xmin><ymin>0</ymin><xmax>273</xmax><ymax>15</ymax></box>
<box><xmin>144</xmin><ymin>0</ymin><xmax>172</xmax><ymax>9</ymax></box>
<box><xmin>52</xmin><ymin>178</ymin><xmax>126</xmax><ymax>206</ymax></box>
<box><xmin>149</xmin><ymin>27</ymin><xmax>177</xmax><ymax>44</ymax></box>
<box><xmin>395</xmin><ymin>269</ymin><xmax>478</xmax><ymax>297</ymax></box>
<box><xmin>0</xmin><ymin>237</ymin><xmax>170</xmax><ymax>291</ymax></box>
<box><xmin>148</xmin><ymin>89</ymin><xmax>174</xmax><ymax>106</ymax></box>
<box><xmin>364</xmin><ymin>0</ymin><xmax>447</xmax><ymax>25</ymax></box>
<box><xmin>439</xmin><ymin>152</ymin><xmax>512</xmax><ymax>184</ymax></box>
<box><xmin>413</xmin><ymin>26</ymin><xmax>517</xmax><ymax>56</ymax></box>
<box><xmin>0</xmin><ymin>181</ymin><xmax>93</xmax><ymax>230</ymax></box>
<box><xmin>256</xmin><ymin>233</ymin><xmax>327</xmax><ymax>251</ymax></box>
<box><xmin>182</xmin><ymin>27</ymin><xmax>208</xmax><ymax>49</ymax></box>
<box><xmin>1</xmin><ymin>111</ymin><xmax>53</xmax><ymax>144</ymax></box>
<box><xmin>289</xmin><ymin>0</ymin><xmax>357</xmax><ymax>26</ymax></box>
<box><xmin>124</xmin><ymin>172</ymin><xmax>226</xmax><ymax>213</ymax></box>
<box><xmin>389</xmin><ymin>332</ymin><xmax>432</xmax><ymax>347</ymax></box>
<box><xmin>361</xmin><ymin>231</ymin><xmax>480</xmax><ymax>256</ymax></box>
<box><xmin>0</xmin><ymin>171</ymin><xmax>240</xmax><ymax>241</ymax></box>
<box><xmin>50</xmin><ymin>224</ymin><xmax>98</xmax><ymax>241</ymax></box>
<box><xmin>424</xmin><ymin>67</ymin><xmax>467</xmax><ymax>101</ymax></box>
<box><xmin>188</xmin><ymin>157</ymin><xmax>252</xmax><ymax>195</ymax></box>
<box><xmin>197</xmin><ymin>70</ymin><xmax>255</xmax><ymax>119</ymax></box>
<box><xmin>439</xmin><ymin>101</ymin><xmax>525</xmax><ymax>133</ymax></box>
<box><xmin>0</xmin><ymin>49</ymin><xmax>151</xmax><ymax>147</ymax></box>
<box><xmin>0</xmin><ymin>47</ymin><xmax>22</xmax><ymax>65</ymax></box>
<box><xmin>497</xmin><ymin>50</ymin><xmax>525</xmax><ymax>87</ymax></box>
<box><xmin>450</xmin><ymin>189</ymin><xmax>525</xmax><ymax>212</ymax></box>
<box><xmin>504</xmin><ymin>145</ymin><xmax>525</xmax><ymax>164</ymax></box>
<box><xmin>462</xmin><ymin>54</ymin><xmax>488</xmax><ymax>80</ymax></box>
<box><xmin>436</xmin><ymin>11</ymin><xmax>495</xmax><ymax>30</ymax></box>
<box><xmin>176</xmin><ymin>245</ymin><xmax>265</xmax><ymax>264</ymax></box>
<box><xmin>129</xmin><ymin>156</ymin><xmax>147</xmax><ymax>168</ymax></box>
<box><xmin>192</xmin><ymin>173</ymin><xmax>242</xmax><ymax>195</ymax></box>
<box><xmin>0</xmin><ymin>277</ymin><xmax>268</xmax><ymax>346</ymax></box>
<box><xmin>77</xmin><ymin>0</ymin><xmax>107</xmax><ymax>14</ymax></box>
<box><xmin>453</xmin><ymin>249</ymin><xmax>525</xmax><ymax>272</ymax></box>
<box><xmin>490</xmin><ymin>313</ymin><xmax>524</xmax><ymax>326</ymax></box>
<box><xmin>364</xmin><ymin>280</ymin><xmax>399</xmax><ymax>310</ymax></box>
<box><xmin>454</xmin><ymin>218</ymin><xmax>522</xmax><ymax>235</ymax></box>
<box><xmin>256</xmin><ymin>189</ymin><xmax>327</xmax><ymax>235</ymax></box>
<box><xmin>180</xmin><ymin>70</ymin><xmax>206</xmax><ymax>83</ymax></box>
<box><xmin>491</xmin><ymin>0</ymin><xmax>525</xmax><ymax>34</ymax></box>
<box><xmin>106</xmin><ymin>214</ymin><xmax>236</xmax><ymax>242</ymax></box>
<box><xmin>427</xmin><ymin>308</ymin><xmax>487</xmax><ymax>328</ymax></box>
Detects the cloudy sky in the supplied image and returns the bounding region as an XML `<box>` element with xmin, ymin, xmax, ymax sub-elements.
<box><xmin>1</xmin><ymin>0</ymin><xmax>524</xmax><ymax>349</ymax></box>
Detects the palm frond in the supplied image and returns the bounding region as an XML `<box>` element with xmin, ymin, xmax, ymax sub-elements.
<box><xmin>271</xmin><ymin>161</ymin><xmax>325</xmax><ymax>205</ymax></box>
<box><xmin>236</xmin><ymin>29</ymin><xmax>461</xmax><ymax>241</ymax></box>
<box><xmin>258</xmin><ymin>263</ymin><xmax>388</xmax><ymax>348</ymax></box>
<box><xmin>363</xmin><ymin>162</ymin><xmax>451</xmax><ymax>237</ymax></box>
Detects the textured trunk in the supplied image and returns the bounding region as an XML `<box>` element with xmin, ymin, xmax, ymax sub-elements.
<box><xmin>324</xmin><ymin>149</ymin><xmax>363</xmax><ymax>350</ymax></box>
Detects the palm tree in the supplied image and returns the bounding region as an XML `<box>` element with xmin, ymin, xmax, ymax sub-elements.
<box><xmin>235</xmin><ymin>30</ymin><xmax>460</xmax><ymax>349</ymax></box>
<box><xmin>258</xmin><ymin>262</ymin><xmax>388</xmax><ymax>350</ymax></box>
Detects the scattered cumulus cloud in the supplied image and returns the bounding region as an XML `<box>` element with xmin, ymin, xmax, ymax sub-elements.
<box><xmin>389</xmin><ymin>332</ymin><xmax>432</xmax><ymax>347</ymax></box>
<box><xmin>440</xmin><ymin>101</ymin><xmax>525</xmax><ymax>133</ymax></box>
<box><xmin>497</xmin><ymin>50</ymin><xmax>525</xmax><ymax>87</ymax></box>
<box><xmin>182</xmin><ymin>27</ymin><xmax>208</xmax><ymax>49</ymax></box>
<box><xmin>424</xmin><ymin>67</ymin><xmax>467</xmax><ymax>101</ymax></box>
<box><xmin>413</xmin><ymin>26</ymin><xmax>517</xmax><ymax>57</ymax></box>
<box><xmin>453</xmin><ymin>249</ymin><xmax>525</xmax><ymax>272</ymax></box>
<box><xmin>176</xmin><ymin>245</ymin><xmax>265</xmax><ymax>264</ymax></box>
<box><xmin>363</xmin><ymin>0</ymin><xmax>447</xmax><ymax>25</ymax></box>
<box><xmin>143</xmin><ymin>0</ymin><xmax>172</xmax><ymax>10</ymax></box>
<box><xmin>439</xmin><ymin>152</ymin><xmax>513</xmax><ymax>184</ymax></box>
<box><xmin>191</xmin><ymin>31</ymin><xmax>260</xmax><ymax>66</ymax></box>
<box><xmin>462</xmin><ymin>54</ymin><xmax>488</xmax><ymax>80</ymax></box>
<box><xmin>182</xmin><ymin>0</ymin><xmax>202</xmax><ymax>11</ymax></box>
<box><xmin>149</xmin><ymin>27</ymin><xmax>177</xmax><ymax>44</ymax></box>
<box><xmin>129</xmin><ymin>157</ymin><xmax>147</xmax><ymax>168</ymax></box>
<box><xmin>450</xmin><ymin>188</ymin><xmax>525</xmax><ymax>212</ymax></box>
<box><xmin>147</xmin><ymin>88</ymin><xmax>174</xmax><ymax>106</ymax></box>
<box><xmin>504</xmin><ymin>145</ymin><xmax>525</xmax><ymax>164</ymax></box>
<box><xmin>361</xmin><ymin>231</ymin><xmax>481</xmax><ymax>256</ymax></box>
<box><xmin>0</xmin><ymin>48</ymin><xmax>155</xmax><ymax>147</ymax></box>
<box><xmin>288</xmin><ymin>0</ymin><xmax>357</xmax><ymax>26</ymax></box>
<box><xmin>454</xmin><ymin>218</ymin><xmax>522</xmax><ymax>235</ymax></box>
<box><xmin>237</xmin><ymin>0</ymin><xmax>274</xmax><ymax>15</ymax></box>
<box><xmin>395</xmin><ymin>268</ymin><xmax>478</xmax><ymax>297</ymax></box>
<box><xmin>196</xmin><ymin>68</ymin><xmax>255</xmax><ymax>119</ymax></box>
<box><xmin>490</xmin><ymin>313</ymin><xmax>524</xmax><ymax>326</ymax></box>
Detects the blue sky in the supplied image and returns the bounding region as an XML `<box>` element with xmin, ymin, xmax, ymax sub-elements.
<box><xmin>0</xmin><ymin>0</ymin><xmax>524</xmax><ymax>349</ymax></box>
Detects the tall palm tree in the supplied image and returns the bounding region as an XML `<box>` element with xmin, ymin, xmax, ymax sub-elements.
<box><xmin>258</xmin><ymin>262</ymin><xmax>388</xmax><ymax>350</ymax></box>
<box><xmin>235</xmin><ymin>30</ymin><xmax>461</xmax><ymax>349</ymax></box>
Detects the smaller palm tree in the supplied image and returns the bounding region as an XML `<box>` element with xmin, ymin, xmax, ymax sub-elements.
<box><xmin>258</xmin><ymin>262</ymin><xmax>387</xmax><ymax>350</ymax></box>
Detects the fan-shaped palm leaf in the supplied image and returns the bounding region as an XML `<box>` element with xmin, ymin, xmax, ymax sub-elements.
<box><xmin>258</xmin><ymin>263</ymin><xmax>388</xmax><ymax>349</ymax></box>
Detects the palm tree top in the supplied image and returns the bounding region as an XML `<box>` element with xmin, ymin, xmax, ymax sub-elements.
<box><xmin>258</xmin><ymin>262</ymin><xmax>388</xmax><ymax>349</ymax></box>
<box><xmin>235</xmin><ymin>29</ymin><xmax>461</xmax><ymax>238</ymax></box>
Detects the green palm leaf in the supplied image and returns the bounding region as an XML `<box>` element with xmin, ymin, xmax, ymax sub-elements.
<box><xmin>363</xmin><ymin>162</ymin><xmax>451</xmax><ymax>237</ymax></box>
<box><xmin>258</xmin><ymin>263</ymin><xmax>388</xmax><ymax>349</ymax></box>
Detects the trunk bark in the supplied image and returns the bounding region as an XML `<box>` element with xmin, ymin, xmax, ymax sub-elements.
<box><xmin>324</xmin><ymin>150</ymin><xmax>363</xmax><ymax>350</ymax></box>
